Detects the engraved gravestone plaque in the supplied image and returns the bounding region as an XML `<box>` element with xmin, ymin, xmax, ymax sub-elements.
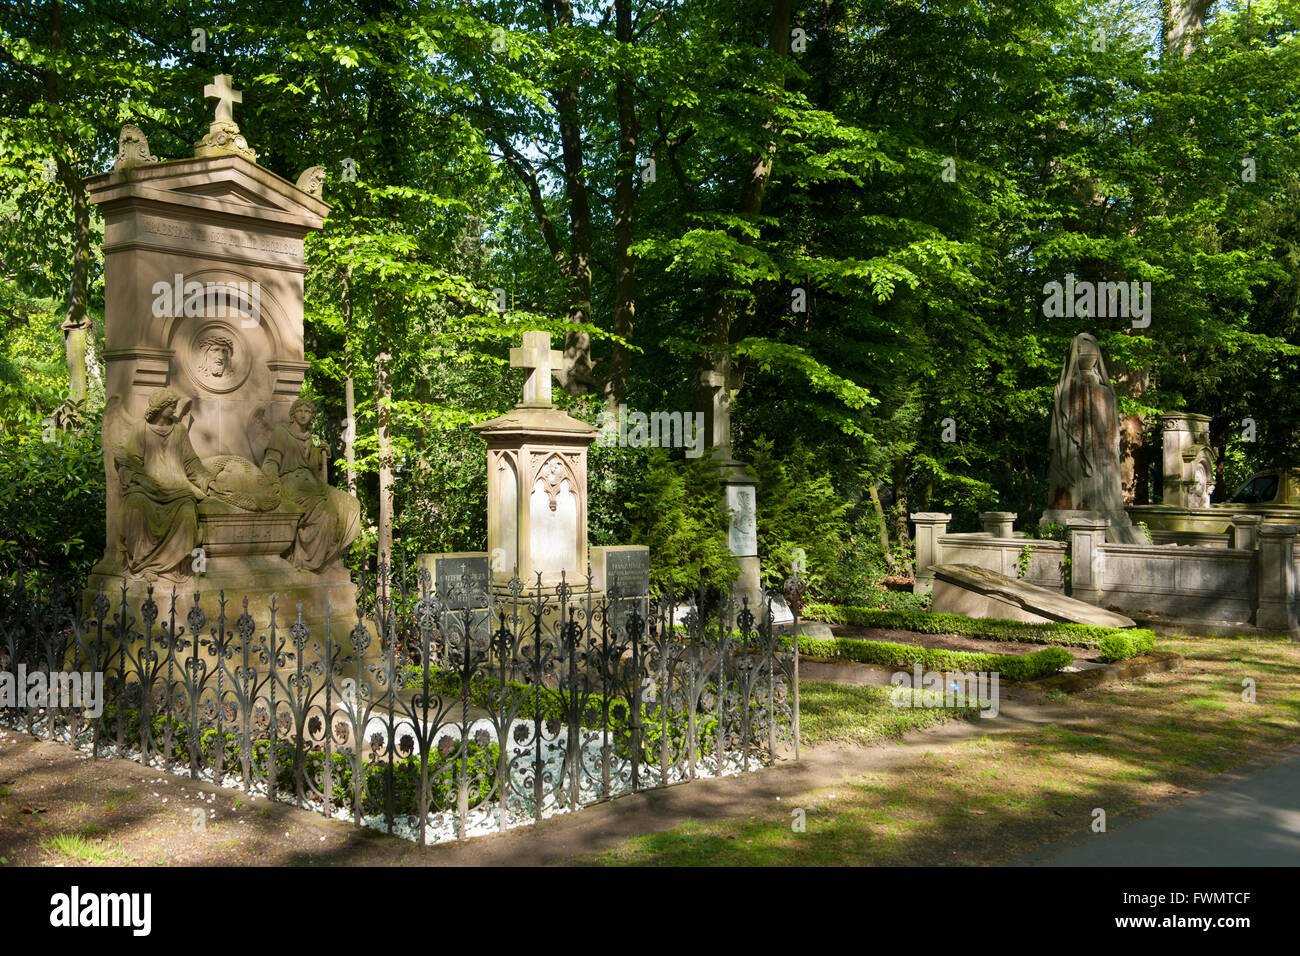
<box><xmin>605</xmin><ymin>548</ymin><xmax>650</xmax><ymax>597</ymax></box>
<box><xmin>435</xmin><ymin>555</ymin><xmax>492</xmax><ymax>610</ymax></box>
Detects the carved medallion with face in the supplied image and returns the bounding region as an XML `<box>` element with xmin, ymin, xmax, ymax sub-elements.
<box><xmin>187</xmin><ymin>322</ymin><xmax>250</xmax><ymax>394</ymax></box>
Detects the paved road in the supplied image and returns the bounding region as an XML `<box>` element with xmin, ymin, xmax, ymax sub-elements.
<box><xmin>1028</xmin><ymin>748</ymin><xmax>1300</xmax><ymax>866</ymax></box>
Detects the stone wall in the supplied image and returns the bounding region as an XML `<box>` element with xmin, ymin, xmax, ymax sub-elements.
<box><xmin>913</xmin><ymin>512</ymin><xmax>1299</xmax><ymax>637</ymax></box>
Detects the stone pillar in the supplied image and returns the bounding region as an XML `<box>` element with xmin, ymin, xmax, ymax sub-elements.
<box><xmin>1066</xmin><ymin>516</ymin><xmax>1109</xmax><ymax>604</ymax></box>
<box><xmin>722</xmin><ymin>466</ymin><xmax>763</xmax><ymax>614</ymax></box>
<box><xmin>1231</xmin><ymin>514</ymin><xmax>1263</xmax><ymax>551</ymax></box>
<box><xmin>1161</xmin><ymin>412</ymin><xmax>1216</xmax><ymax>507</ymax></box>
<box><xmin>979</xmin><ymin>511</ymin><xmax>1017</xmax><ymax>538</ymax></box>
<box><xmin>1256</xmin><ymin>524</ymin><xmax>1298</xmax><ymax>634</ymax></box>
<box><xmin>911</xmin><ymin>513</ymin><xmax>951</xmax><ymax>595</ymax></box>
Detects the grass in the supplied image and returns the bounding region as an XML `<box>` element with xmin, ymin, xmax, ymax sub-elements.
<box><xmin>41</xmin><ymin>832</ymin><xmax>115</xmax><ymax>864</ymax></box>
<box><xmin>103</xmin><ymin>787</ymin><xmax>137</xmax><ymax>813</ymax></box>
<box><xmin>575</xmin><ymin>633</ymin><xmax>1300</xmax><ymax>866</ymax></box>
<box><xmin>800</xmin><ymin>681</ymin><xmax>976</xmax><ymax>747</ymax></box>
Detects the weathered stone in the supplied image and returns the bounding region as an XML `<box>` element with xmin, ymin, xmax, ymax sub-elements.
<box><xmin>473</xmin><ymin>331</ymin><xmax>597</xmax><ymax>591</ymax></box>
<box><xmin>930</xmin><ymin>563</ymin><xmax>1137</xmax><ymax>628</ymax></box>
<box><xmin>261</xmin><ymin>397</ymin><xmax>360</xmax><ymax>572</ymax></box>
<box><xmin>82</xmin><ymin>78</ymin><xmax>359</xmax><ymax>649</ymax></box>
<box><xmin>1161</xmin><ymin>412</ymin><xmax>1216</xmax><ymax>508</ymax></box>
<box><xmin>113</xmin><ymin>124</ymin><xmax>158</xmax><ymax>170</ymax></box>
<box><xmin>911</xmin><ymin>512</ymin><xmax>952</xmax><ymax>594</ymax></box>
<box><xmin>1046</xmin><ymin>333</ymin><xmax>1142</xmax><ymax>543</ymax></box>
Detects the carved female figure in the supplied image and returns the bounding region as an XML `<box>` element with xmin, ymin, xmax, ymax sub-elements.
<box><xmin>115</xmin><ymin>388</ymin><xmax>212</xmax><ymax>579</ymax></box>
<box><xmin>262</xmin><ymin>397</ymin><xmax>360</xmax><ymax>571</ymax></box>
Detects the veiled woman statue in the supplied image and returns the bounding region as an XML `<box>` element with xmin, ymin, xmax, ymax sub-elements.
<box><xmin>262</xmin><ymin>397</ymin><xmax>360</xmax><ymax>571</ymax></box>
<box><xmin>1047</xmin><ymin>333</ymin><xmax>1129</xmax><ymax>518</ymax></box>
<box><xmin>116</xmin><ymin>388</ymin><xmax>212</xmax><ymax>579</ymax></box>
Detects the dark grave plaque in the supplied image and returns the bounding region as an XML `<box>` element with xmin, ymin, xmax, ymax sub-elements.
<box><xmin>435</xmin><ymin>555</ymin><xmax>492</xmax><ymax>610</ymax></box>
<box><xmin>604</xmin><ymin>548</ymin><xmax>650</xmax><ymax>636</ymax></box>
<box><xmin>605</xmin><ymin>548</ymin><xmax>649</xmax><ymax>596</ymax></box>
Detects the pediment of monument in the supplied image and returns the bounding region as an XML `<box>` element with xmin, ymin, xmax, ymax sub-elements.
<box><xmin>86</xmin><ymin>155</ymin><xmax>328</xmax><ymax>230</ymax></box>
<box><xmin>173</xmin><ymin>177</ymin><xmax>288</xmax><ymax>209</ymax></box>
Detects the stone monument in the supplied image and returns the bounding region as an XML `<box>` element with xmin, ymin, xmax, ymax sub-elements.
<box><xmin>82</xmin><ymin>76</ymin><xmax>361</xmax><ymax>647</ymax></box>
<box><xmin>697</xmin><ymin>365</ymin><xmax>764</xmax><ymax>613</ymax></box>
<box><xmin>471</xmin><ymin>331</ymin><xmax>599</xmax><ymax>594</ymax></box>
<box><xmin>1160</xmin><ymin>411</ymin><xmax>1216</xmax><ymax>508</ymax></box>
<box><xmin>1042</xmin><ymin>333</ymin><xmax>1144</xmax><ymax>544</ymax></box>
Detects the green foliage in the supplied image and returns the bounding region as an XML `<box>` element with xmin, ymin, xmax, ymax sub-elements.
<box><xmin>787</xmin><ymin>634</ymin><xmax>1073</xmax><ymax>682</ymax></box>
<box><xmin>627</xmin><ymin>450</ymin><xmax>737</xmax><ymax>595</ymax></box>
<box><xmin>803</xmin><ymin>603</ymin><xmax>1158</xmax><ymax>659</ymax></box>
<box><xmin>1016</xmin><ymin>545</ymin><xmax>1033</xmax><ymax>580</ymax></box>
<box><xmin>748</xmin><ymin>438</ymin><xmax>848</xmax><ymax>592</ymax></box>
<box><xmin>0</xmin><ymin>422</ymin><xmax>105</xmax><ymax>593</ymax></box>
<box><xmin>7</xmin><ymin>0</ymin><xmax>1300</xmax><ymax>607</ymax></box>
<box><xmin>1097</xmin><ymin>630</ymin><xmax>1156</xmax><ymax>664</ymax></box>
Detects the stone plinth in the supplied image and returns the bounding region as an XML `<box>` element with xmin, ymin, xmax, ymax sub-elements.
<box><xmin>1066</xmin><ymin>515</ymin><xmax>1110</xmax><ymax>604</ymax></box>
<box><xmin>1256</xmin><ymin>524</ymin><xmax>1299</xmax><ymax>635</ymax></box>
<box><xmin>720</xmin><ymin>459</ymin><xmax>762</xmax><ymax>614</ymax></box>
<box><xmin>979</xmin><ymin>511</ymin><xmax>1017</xmax><ymax>538</ymax></box>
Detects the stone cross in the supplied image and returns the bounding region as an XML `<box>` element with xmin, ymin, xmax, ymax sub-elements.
<box><xmin>698</xmin><ymin>368</ymin><xmax>733</xmax><ymax>458</ymax></box>
<box><xmin>510</xmin><ymin>330</ymin><xmax>564</xmax><ymax>405</ymax></box>
<box><xmin>204</xmin><ymin>74</ymin><xmax>243</xmax><ymax>124</ymax></box>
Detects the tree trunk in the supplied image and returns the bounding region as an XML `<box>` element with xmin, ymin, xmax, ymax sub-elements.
<box><xmin>1114</xmin><ymin>362</ymin><xmax>1151</xmax><ymax>504</ymax></box>
<box><xmin>892</xmin><ymin>457</ymin><xmax>912</xmax><ymax>576</ymax></box>
<box><xmin>868</xmin><ymin>483</ymin><xmax>895</xmax><ymax>571</ymax></box>
<box><xmin>342</xmin><ymin>261</ymin><xmax>357</xmax><ymax>497</ymax></box>
<box><xmin>608</xmin><ymin>0</ymin><xmax>637</xmax><ymax>406</ymax></box>
<box><xmin>344</xmin><ymin>375</ymin><xmax>357</xmax><ymax>498</ymax></box>
<box><xmin>46</xmin><ymin>1</ymin><xmax>91</xmax><ymax>406</ymax></box>
<box><xmin>549</xmin><ymin>0</ymin><xmax>597</xmax><ymax>395</ymax></box>
<box><xmin>691</xmin><ymin>0</ymin><xmax>795</xmax><ymax>441</ymax></box>
<box><xmin>1167</xmin><ymin>0</ymin><xmax>1215</xmax><ymax>59</ymax></box>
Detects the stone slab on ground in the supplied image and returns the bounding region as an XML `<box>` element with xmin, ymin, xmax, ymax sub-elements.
<box><xmin>930</xmin><ymin>563</ymin><xmax>1136</xmax><ymax>628</ymax></box>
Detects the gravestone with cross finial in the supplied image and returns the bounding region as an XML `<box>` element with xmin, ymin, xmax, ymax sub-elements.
<box><xmin>471</xmin><ymin>330</ymin><xmax>599</xmax><ymax>592</ymax></box>
<box><xmin>696</xmin><ymin>361</ymin><xmax>764</xmax><ymax>616</ymax></box>
<box><xmin>81</xmin><ymin>75</ymin><xmax>361</xmax><ymax>661</ymax></box>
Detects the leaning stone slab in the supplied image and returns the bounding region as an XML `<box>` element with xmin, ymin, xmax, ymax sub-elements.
<box><xmin>930</xmin><ymin>564</ymin><xmax>1136</xmax><ymax>628</ymax></box>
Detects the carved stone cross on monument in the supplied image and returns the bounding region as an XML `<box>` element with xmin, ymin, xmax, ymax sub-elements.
<box><xmin>510</xmin><ymin>330</ymin><xmax>565</xmax><ymax>406</ymax></box>
<box><xmin>204</xmin><ymin>74</ymin><xmax>243</xmax><ymax>124</ymax></box>
<box><xmin>698</xmin><ymin>368</ymin><xmax>735</xmax><ymax>460</ymax></box>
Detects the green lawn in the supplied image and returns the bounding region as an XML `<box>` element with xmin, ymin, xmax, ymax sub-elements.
<box><xmin>799</xmin><ymin>681</ymin><xmax>976</xmax><ymax>747</ymax></box>
<box><xmin>575</xmin><ymin>634</ymin><xmax>1300</xmax><ymax>866</ymax></box>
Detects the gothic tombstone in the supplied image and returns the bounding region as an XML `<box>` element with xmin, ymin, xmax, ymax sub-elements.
<box><xmin>82</xmin><ymin>77</ymin><xmax>361</xmax><ymax>650</ymax></box>
<box><xmin>472</xmin><ymin>331</ymin><xmax>598</xmax><ymax>593</ymax></box>
<box><xmin>1042</xmin><ymin>333</ymin><xmax>1143</xmax><ymax>544</ymax></box>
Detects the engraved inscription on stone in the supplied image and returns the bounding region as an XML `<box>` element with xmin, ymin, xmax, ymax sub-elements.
<box><xmin>606</xmin><ymin>549</ymin><xmax>649</xmax><ymax>597</ymax></box>
<box><xmin>436</xmin><ymin>556</ymin><xmax>491</xmax><ymax>609</ymax></box>
<box><xmin>726</xmin><ymin>485</ymin><xmax>758</xmax><ymax>557</ymax></box>
<box><xmin>139</xmin><ymin>216</ymin><xmax>297</xmax><ymax>256</ymax></box>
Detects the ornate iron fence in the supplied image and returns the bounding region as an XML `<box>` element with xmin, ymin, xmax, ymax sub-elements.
<box><xmin>0</xmin><ymin>562</ymin><xmax>800</xmax><ymax>846</ymax></box>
